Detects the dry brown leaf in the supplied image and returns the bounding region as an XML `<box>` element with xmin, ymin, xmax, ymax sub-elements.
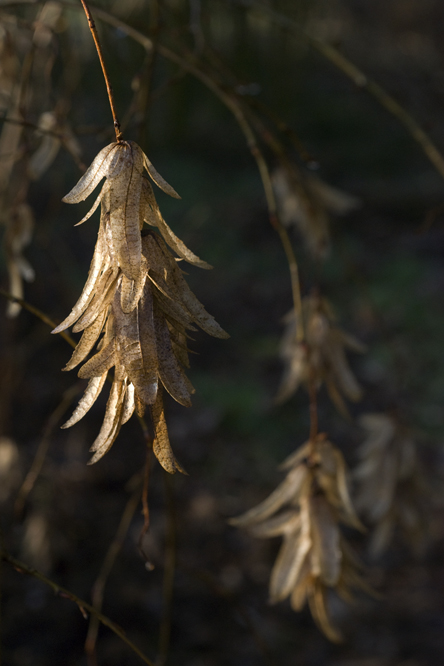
<box><xmin>150</xmin><ymin>388</ymin><xmax>187</xmax><ymax>474</ymax></box>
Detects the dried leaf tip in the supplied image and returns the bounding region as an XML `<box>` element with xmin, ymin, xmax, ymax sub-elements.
<box><xmin>62</xmin><ymin>141</ymin><xmax>179</xmax><ymax>205</ymax></box>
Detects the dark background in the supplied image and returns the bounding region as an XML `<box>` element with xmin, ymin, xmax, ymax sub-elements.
<box><xmin>1</xmin><ymin>0</ymin><xmax>444</xmax><ymax>664</ymax></box>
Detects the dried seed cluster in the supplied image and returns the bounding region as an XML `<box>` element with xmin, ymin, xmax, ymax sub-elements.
<box><xmin>276</xmin><ymin>293</ymin><xmax>366</xmax><ymax>415</ymax></box>
<box><xmin>54</xmin><ymin>140</ymin><xmax>228</xmax><ymax>472</ymax></box>
<box><xmin>272</xmin><ymin>166</ymin><xmax>360</xmax><ymax>261</ymax></box>
<box><xmin>231</xmin><ymin>435</ymin><xmax>370</xmax><ymax>642</ymax></box>
<box><xmin>354</xmin><ymin>413</ymin><xmax>427</xmax><ymax>556</ymax></box>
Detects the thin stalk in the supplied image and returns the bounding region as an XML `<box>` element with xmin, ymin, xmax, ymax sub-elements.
<box><xmin>79</xmin><ymin>0</ymin><xmax>122</xmax><ymax>141</ymax></box>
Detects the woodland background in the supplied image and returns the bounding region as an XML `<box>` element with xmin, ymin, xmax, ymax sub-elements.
<box><xmin>1</xmin><ymin>0</ymin><xmax>444</xmax><ymax>664</ymax></box>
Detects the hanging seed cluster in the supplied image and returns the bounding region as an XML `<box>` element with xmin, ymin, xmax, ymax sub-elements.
<box><xmin>272</xmin><ymin>165</ymin><xmax>360</xmax><ymax>261</ymax></box>
<box><xmin>276</xmin><ymin>293</ymin><xmax>366</xmax><ymax>416</ymax></box>
<box><xmin>231</xmin><ymin>435</ymin><xmax>371</xmax><ymax>642</ymax></box>
<box><xmin>54</xmin><ymin>140</ymin><xmax>228</xmax><ymax>472</ymax></box>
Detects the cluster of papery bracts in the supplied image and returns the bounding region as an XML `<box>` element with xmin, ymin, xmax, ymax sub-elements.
<box><xmin>54</xmin><ymin>141</ymin><xmax>228</xmax><ymax>472</ymax></box>
<box><xmin>354</xmin><ymin>413</ymin><xmax>428</xmax><ymax>557</ymax></box>
<box><xmin>276</xmin><ymin>293</ymin><xmax>366</xmax><ymax>416</ymax></box>
<box><xmin>230</xmin><ymin>434</ymin><xmax>372</xmax><ymax>642</ymax></box>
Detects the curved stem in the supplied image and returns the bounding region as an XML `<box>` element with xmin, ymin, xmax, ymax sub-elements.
<box><xmin>79</xmin><ymin>0</ymin><xmax>122</xmax><ymax>141</ymax></box>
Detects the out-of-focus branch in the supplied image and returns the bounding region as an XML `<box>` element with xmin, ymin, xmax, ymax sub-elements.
<box><xmin>1</xmin><ymin>550</ymin><xmax>156</xmax><ymax>666</ymax></box>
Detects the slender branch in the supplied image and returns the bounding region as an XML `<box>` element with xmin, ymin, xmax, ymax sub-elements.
<box><xmin>0</xmin><ymin>289</ymin><xmax>76</xmax><ymax>348</ymax></box>
<box><xmin>14</xmin><ymin>384</ymin><xmax>81</xmax><ymax>517</ymax></box>
<box><xmin>79</xmin><ymin>0</ymin><xmax>122</xmax><ymax>141</ymax></box>
<box><xmin>85</xmin><ymin>484</ymin><xmax>142</xmax><ymax>665</ymax></box>
<box><xmin>1</xmin><ymin>550</ymin><xmax>155</xmax><ymax>666</ymax></box>
<box><xmin>202</xmin><ymin>44</ymin><xmax>315</xmax><ymax>165</ymax></box>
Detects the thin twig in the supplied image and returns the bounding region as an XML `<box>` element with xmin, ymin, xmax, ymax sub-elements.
<box><xmin>0</xmin><ymin>288</ymin><xmax>76</xmax><ymax>348</ymax></box>
<box><xmin>85</xmin><ymin>484</ymin><xmax>142</xmax><ymax>665</ymax></box>
<box><xmin>14</xmin><ymin>384</ymin><xmax>81</xmax><ymax>517</ymax></box>
<box><xmin>90</xmin><ymin>9</ymin><xmax>305</xmax><ymax>335</ymax></box>
<box><xmin>1</xmin><ymin>549</ymin><xmax>155</xmax><ymax>666</ymax></box>
<box><xmin>156</xmin><ymin>472</ymin><xmax>176</xmax><ymax>666</ymax></box>
<box><xmin>79</xmin><ymin>0</ymin><xmax>122</xmax><ymax>142</ymax></box>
